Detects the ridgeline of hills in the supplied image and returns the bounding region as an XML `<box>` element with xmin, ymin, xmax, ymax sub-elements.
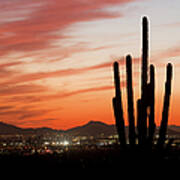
<box><xmin>0</xmin><ymin>121</ymin><xmax>180</xmax><ymax>137</ymax></box>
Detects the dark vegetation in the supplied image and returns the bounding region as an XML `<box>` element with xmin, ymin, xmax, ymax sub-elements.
<box><xmin>112</xmin><ymin>16</ymin><xmax>173</xmax><ymax>150</ymax></box>
<box><xmin>0</xmin><ymin>145</ymin><xmax>179</xmax><ymax>170</ymax></box>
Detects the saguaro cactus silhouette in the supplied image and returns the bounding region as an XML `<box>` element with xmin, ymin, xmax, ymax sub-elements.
<box><xmin>112</xmin><ymin>16</ymin><xmax>173</xmax><ymax>149</ymax></box>
<box><xmin>157</xmin><ymin>63</ymin><xmax>173</xmax><ymax>148</ymax></box>
<box><xmin>141</xmin><ymin>16</ymin><xmax>149</xmax><ymax>144</ymax></box>
<box><xmin>126</xmin><ymin>55</ymin><xmax>136</xmax><ymax>146</ymax></box>
<box><xmin>113</xmin><ymin>62</ymin><xmax>126</xmax><ymax>148</ymax></box>
<box><xmin>148</xmin><ymin>64</ymin><xmax>156</xmax><ymax>145</ymax></box>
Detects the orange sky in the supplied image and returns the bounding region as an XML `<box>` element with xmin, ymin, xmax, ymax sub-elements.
<box><xmin>0</xmin><ymin>0</ymin><xmax>180</xmax><ymax>129</ymax></box>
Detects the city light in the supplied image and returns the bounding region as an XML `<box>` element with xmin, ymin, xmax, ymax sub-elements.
<box><xmin>62</xmin><ymin>140</ymin><xmax>69</xmax><ymax>146</ymax></box>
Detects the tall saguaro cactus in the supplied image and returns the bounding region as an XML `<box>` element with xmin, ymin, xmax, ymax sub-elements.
<box><xmin>140</xmin><ymin>16</ymin><xmax>149</xmax><ymax>144</ymax></box>
<box><xmin>112</xmin><ymin>16</ymin><xmax>173</xmax><ymax>149</ymax></box>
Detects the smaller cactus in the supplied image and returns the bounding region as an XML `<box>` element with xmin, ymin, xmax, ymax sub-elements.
<box><xmin>126</xmin><ymin>55</ymin><xmax>136</xmax><ymax>146</ymax></box>
<box><xmin>148</xmin><ymin>64</ymin><xmax>156</xmax><ymax>145</ymax></box>
<box><xmin>137</xmin><ymin>99</ymin><xmax>143</xmax><ymax>145</ymax></box>
<box><xmin>112</xmin><ymin>62</ymin><xmax>126</xmax><ymax>148</ymax></box>
<box><xmin>157</xmin><ymin>63</ymin><xmax>173</xmax><ymax>148</ymax></box>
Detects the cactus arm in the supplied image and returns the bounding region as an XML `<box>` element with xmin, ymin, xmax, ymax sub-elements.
<box><xmin>137</xmin><ymin>99</ymin><xmax>143</xmax><ymax>145</ymax></box>
<box><xmin>157</xmin><ymin>63</ymin><xmax>173</xmax><ymax>148</ymax></box>
<box><xmin>126</xmin><ymin>55</ymin><xmax>136</xmax><ymax>146</ymax></box>
<box><xmin>112</xmin><ymin>62</ymin><xmax>126</xmax><ymax>147</ymax></box>
<box><xmin>148</xmin><ymin>64</ymin><xmax>156</xmax><ymax>145</ymax></box>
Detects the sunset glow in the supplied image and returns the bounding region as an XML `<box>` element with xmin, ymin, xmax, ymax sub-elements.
<box><xmin>0</xmin><ymin>0</ymin><xmax>180</xmax><ymax>129</ymax></box>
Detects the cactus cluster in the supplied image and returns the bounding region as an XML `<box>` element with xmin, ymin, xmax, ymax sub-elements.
<box><xmin>112</xmin><ymin>16</ymin><xmax>173</xmax><ymax>149</ymax></box>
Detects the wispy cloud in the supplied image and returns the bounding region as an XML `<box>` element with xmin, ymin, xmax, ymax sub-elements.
<box><xmin>0</xmin><ymin>106</ymin><xmax>14</xmax><ymax>111</ymax></box>
<box><xmin>151</xmin><ymin>44</ymin><xmax>180</xmax><ymax>67</ymax></box>
<box><xmin>0</xmin><ymin>0</ymin><xmax>135</xmax><ymax>56</ymax></box>
<box><xmin>157</xmin><ymin>46</ymin><xmax>180</xmax><ymax>60</ymax></box>
<box><xmin>0</xmin><ymin>84</ymin><xmax>47</xmax><ymax>96</ymax></box>
<box><xmin>0</xmin><ymin>60</ymin><xmax>114</xmax><ymax>86</ymax></box>
<box><xmin>0</xmin><ymin>105</ymin><xmax>56</xmax><ymax>125</ymax></box>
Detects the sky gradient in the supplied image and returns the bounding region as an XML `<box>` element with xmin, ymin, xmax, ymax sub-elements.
<box><xmin>0</xmin><ymin>0</ymin><xmax>180</xmax><ymax>129</ymax></box>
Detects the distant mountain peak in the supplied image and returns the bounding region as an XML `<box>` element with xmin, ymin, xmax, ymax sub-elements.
<box><xmin>0</xmin><ymin>121</ymin><xmax>179</xmax><ymax>137</ymax></box>
<box><xmin>66</xmin><ymin>120</ymin><xmax>116</xmax><ymax>137</ymax></box>
<box><xmin>87</xmin><ymin>120</ymin><xmax>108</xmax><ymax>126</ymax></box>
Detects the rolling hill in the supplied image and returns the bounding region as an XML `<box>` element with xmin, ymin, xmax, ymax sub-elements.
<box><xmin>0</xmin><ymin>121</ymin><xmax>179</xmax><ymax>137</ymax></box>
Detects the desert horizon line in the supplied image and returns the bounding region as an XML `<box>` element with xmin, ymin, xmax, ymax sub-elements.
<box><xmin>0</xmin><ymin>120</ymin><xmax>179</xmax><ymax>131</ymax></box>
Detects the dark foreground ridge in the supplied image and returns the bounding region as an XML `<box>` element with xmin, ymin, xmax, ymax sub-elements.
<box><xmin>0</xmin><ymin>145</ymin><xmax>179</xmax><ymax>170</ymax></box>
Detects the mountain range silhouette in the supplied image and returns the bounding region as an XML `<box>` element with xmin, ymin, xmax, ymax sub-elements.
<box><xmin>0</xmin><ymin>121</ymin><xmax>179</xmax><ymax>137</ymax></box>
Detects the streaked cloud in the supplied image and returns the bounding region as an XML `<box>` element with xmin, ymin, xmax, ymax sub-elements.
<box><xmin>0</xmin><ymin>84</ymin><xmax>47</xmax><ymax>96</ymax></box>
<box><xmin>0</xmin><ymin>0</ymin><xmax>135</xmax><ymax>56</ymax></box>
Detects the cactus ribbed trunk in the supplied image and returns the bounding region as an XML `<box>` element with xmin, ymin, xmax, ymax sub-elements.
<box><xmin>112</xmin><ymin>62</ymin><xmax>126</xmax><ymax>148</ymax></box>
<box><xmin>142</xmin><ymin>17</ymin><xmax>149</xmax><ymax>90</ymax></box>
<box><xmin>137</xmin><ymin>99</ymin><xmax>142</xmax><ymax>145</ymax></box>
<box><xmin>126</xmin><ymin>55</ymin><xmax>136</xmax><ymax>146</ymax></box>
<box><xmin>157</xmin><ymin>63</ymin><xmax>173</xmax><ymax>148</ymax></box>
<box><xmin>140</xmin><ymin>16</ymin><xmax>149</xmax><ymax>145</ymax></box>
<box><xmin>148</xmin><ymin>65</ymin><xmax>156</xmax><ymax>145</ymax></box>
